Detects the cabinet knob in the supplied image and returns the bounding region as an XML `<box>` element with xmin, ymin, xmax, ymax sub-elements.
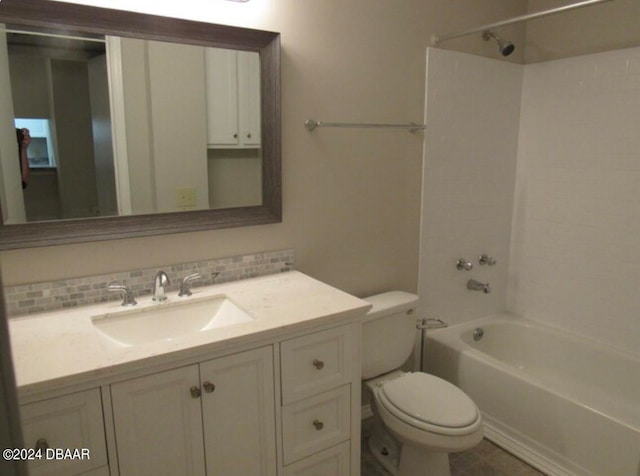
<box><xmin>190</xmin><ymin>386</ymin><xmax>201</xmax><ymax>399</ymax></box>
<box><xmin>312</xmin><ymin>419</ymin><xmax>324</xmax><ymax>431</ymax></box>
<box><xmin>247</xmin><ymin>133</ymin><xmax>252</xmax><ymax>139</ymax></box>
<box><xmin>34</xmin><ymin>438</ymin><xmax>49</xmax><ymax>450</ymax></box>
<box><xmin>203</xmin><ymin>381</ymin><xmax>216</xmax><ymax>394</ymax></box>
<box><xmin>233</xmin><ymin>133</ymin><xmax>238</xmax><ymax>139</ymax></box>
<box><xmin>312</xmin><ymin>359</ymin><xmax>324</xmax><ymax>370</ymax></box>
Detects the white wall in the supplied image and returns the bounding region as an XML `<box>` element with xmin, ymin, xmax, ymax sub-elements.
<box><xmin>419</xmin><ymin>48</ymin><xmax>522</xmax><ymax>325</ymax></box>
<box><xmin>509</xmin><ymin>46</ymin><xmax>640</xmax><ymax>354</ymax></box>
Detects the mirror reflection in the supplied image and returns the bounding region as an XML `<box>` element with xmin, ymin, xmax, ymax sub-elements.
<box><xmin>0</xmin><ymin>28</ymin><xmax>262</xmax><ymax>224</ymax></box>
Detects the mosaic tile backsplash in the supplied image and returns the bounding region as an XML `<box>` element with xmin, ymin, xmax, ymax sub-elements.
<box><xmin>5</xmin><ymin>249</ymin><xmax>295</xmax><ymax>317</ymax></box>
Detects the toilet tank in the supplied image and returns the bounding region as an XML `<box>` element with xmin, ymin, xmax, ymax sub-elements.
<box><xmin>361</xmin><ymin>291</ymin><xmax>419</xmax><ymax>379</ymax></box>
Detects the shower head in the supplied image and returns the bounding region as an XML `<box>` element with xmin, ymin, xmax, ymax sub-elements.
<box><xmin>482</xmin><ymin>30</ymin><xmax>515</xmax><ymax>57</ymax></box>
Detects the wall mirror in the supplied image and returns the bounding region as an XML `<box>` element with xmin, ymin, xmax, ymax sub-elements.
<box><xmin>0</xmin><ymin>0</ymin><xmax>281</xmax><ymax>250</ymax></box>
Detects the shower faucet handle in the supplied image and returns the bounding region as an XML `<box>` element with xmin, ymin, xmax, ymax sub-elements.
<box><xmin>456</xmin><ymin>258</ymin><xmax>474</xmax><ymax>271</ymax></box>
<box><xmin>479</xmin><ymin>254</ymin><xmax>497</xmax><ymax>266</ymax></box>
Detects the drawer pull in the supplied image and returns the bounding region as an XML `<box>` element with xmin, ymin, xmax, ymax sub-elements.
<box><xmin>312</xmin><ymin>419</ymin><xmax>324</xmax><ymax>431</ymax></box>
<box><xmin>203</xmin><ymin>381</ymin><xmax>216</xmax><ymax>394</ymax></box>
<box><xmin>34</xmin><ymin>438</ymin><xmax>49</xmax><ymax>450</ymax></box>
<box><xmin>312</xmin><ymin>359</ymin><xmax>324</xmax><ymax>370</ymax></box>
<box><xmin>190</xmin><ymin>386</ymin><xmax>201</xmax><ymax>399</ymax></box>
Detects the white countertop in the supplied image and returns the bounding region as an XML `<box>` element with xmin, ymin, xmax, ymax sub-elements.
<box><xmin>9</xmin><ymin>271</ymin><xmax>371</xmax><ymax>400</ymax></box>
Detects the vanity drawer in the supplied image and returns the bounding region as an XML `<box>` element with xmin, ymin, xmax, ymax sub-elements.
<box><xmin>280</xmin><ymin>325</ymin><xmax>353</xmax><ymax>404</ymax></box>
<box><xmin>20</xmin><ymin>388</ymin><xmax>108</xmax><ymax>476</ymax></box>
<box><xmin>283</xmin><ymin>441</ymin><xmax>350</xmax><ymax>476</ymax></box>
<box><xmin>282</xmin><ymin>385</ymin><xmax>351</xmax><ymax>465</ymax></box>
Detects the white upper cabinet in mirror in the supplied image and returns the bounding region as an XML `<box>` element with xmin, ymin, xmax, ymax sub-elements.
<box><xmin>0</xmin><ymin>0</ymin><xmax>280</xmax><ymax>249</ymax></box>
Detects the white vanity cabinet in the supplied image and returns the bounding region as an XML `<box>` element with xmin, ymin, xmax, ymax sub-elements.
<box><xmin>11</xmin><ymin>272</ymin><xmax>370</xmax><ymax>476</ymax></box>
<box><xmin>283</xmin><ymin>442</ymin><xmax>350</xmax><ymax>476</ymax></box>
<box><xmin>19</xmin><ymin>388</ymin><xmax>109</xmax><ymax>476</ymax></box>
<box><xmin>110</xmin><ymin>345</ymin><xmax>276</xmax><ymax>476</ymax></box>
<box><xmin>17</xmin><ymin>324</ymin><xmax>361</xmax><ymax>476</ymax></box>
<box><xmin>109</xmin><ymin>324</ymin><xmax>360</xmax><ymax>476</ymax></box>
<box><xmin>205</xmin><ymin>47</ymin><xmax>261</xmax><ymax>148</ymax></box>
<box><xmin>280</xmin><ymin>325</ymin><xmax>356</xmax><ymax>475</ymax></box>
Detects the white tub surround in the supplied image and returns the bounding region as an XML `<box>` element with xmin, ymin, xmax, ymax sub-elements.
<box><xmin>425</xmin><ymin>316</ymin><xmax>640</xmax><ymax>476</ymax></box>
<box><xmin>419</xmin><ymin>48</ymin><xmax>522</xmax><ymax>325</ymax></box>
<box><xmin>422</xmin><ymin>46</ymin><xmax>640</xmax><ymax>352</ymax></box>
<box><xmin>419</xmin><ymin>44</ymin><xmax>640</xmax><ymax>476</ymax></box>
<box><xmin>510</xmin><ymin>46</ymin><xmax>640</xmax><ymax>355</ymax></box>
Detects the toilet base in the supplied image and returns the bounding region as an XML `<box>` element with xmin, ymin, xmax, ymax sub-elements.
<box><xmin>399</xmin><ymin>442</ymin><xmax>451</xmax><ymax>476</ymax></box>
<box><xmin>367</xmin><ymin>431</ymin><xmax>452</xmax><ymax>476</ymax></box>
<box><xmin>367</xmin><ymin>433</ymin><xmax>400</xmax><ymax>476</ymax></box>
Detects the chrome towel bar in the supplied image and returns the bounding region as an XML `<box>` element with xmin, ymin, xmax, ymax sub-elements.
<box><xmin>305</xmin><ymin>119</ymin><xmax>426</xmax><ymax>133</ymax></box>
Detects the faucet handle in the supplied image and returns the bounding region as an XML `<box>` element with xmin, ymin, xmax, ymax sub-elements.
<box><xmin>108</xmin><ymin>282</ymin><xmax>137</xmax><ymax>307</ymax></box>
<box><xmin>479</xmin><ymin>254</ymin><xmax>497</xmax><ymax>266</ymax></box>
<box><xmin>456</xmin><ymin>258</ymin><xmax>474</xmax><ymax>271</ymax></box>
<box><xmin>179</xmin><ymin>273</ymin><xmax>202</xmax><ymax>297</ymax></box>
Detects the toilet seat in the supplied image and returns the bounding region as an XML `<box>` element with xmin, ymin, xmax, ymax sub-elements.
<box><xmin>377</xmin><ymin>372</ymin><xmax>480</xmax><ymax>437</ymax></box>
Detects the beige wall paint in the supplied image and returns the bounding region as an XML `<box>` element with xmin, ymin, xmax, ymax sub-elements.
<box><xmin>525</xmin><ymin>0</ymin><xmax>640</xmax><ymax>63</ymax></box>
<box><xmin>1</xmin><ymin>0</ymin><xmax>531</xmax><ymax>297</ymax></box>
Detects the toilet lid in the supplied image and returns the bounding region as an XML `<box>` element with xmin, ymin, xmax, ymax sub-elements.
<box><xmin>379</xmin><ymin>373</ymin><xmax>479</xmax><ymax>429</ymax></box>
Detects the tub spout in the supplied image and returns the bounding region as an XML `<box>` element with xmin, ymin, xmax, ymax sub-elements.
<box><xmin>467</xmin><ymin>279</ymin><xmax>490</xmax><ymax>294</ymax></box>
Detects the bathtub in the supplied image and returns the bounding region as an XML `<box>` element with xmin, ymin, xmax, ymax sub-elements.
<box><xmin>424</xmin><ymin>315</ymin><xmax>640</xmax><ymax>476</ymax></box>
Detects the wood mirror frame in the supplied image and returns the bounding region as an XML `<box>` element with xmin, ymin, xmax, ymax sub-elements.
<box><xmin>0</xmin><ymin>0</ymin><xmax>281</xmax><ymax>249</ymax></box>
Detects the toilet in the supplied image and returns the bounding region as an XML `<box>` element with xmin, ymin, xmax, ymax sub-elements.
<box><xmin>362</xmin><ymin>291</ymin><xmax>483</xmax><ymax>476</ymax></box>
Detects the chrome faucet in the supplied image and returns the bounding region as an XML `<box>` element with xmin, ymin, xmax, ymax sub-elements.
<box><xmin>467</xmin><ymin>279</ymin><xmax>491</xmax><ymax>294</ymax></box>
<box><xmin>152</xmin><ymin>271</ymin><xmax>170</xmax><ymax>302</ymax></box>
<box><xmin>178</xmin><ymin>273</ymin><xmax>201</xmax><ymax>297</ymax></box>
<box><xmin>108</xmin><ymin>282</ymin><xmax>137</xmax><ymax>306</ymax></box>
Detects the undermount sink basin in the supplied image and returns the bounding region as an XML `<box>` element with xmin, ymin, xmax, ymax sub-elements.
<box><xmin>91</xmin><ymin>295</ymin><xmax>254</xmax><ymax>347</ymax></box>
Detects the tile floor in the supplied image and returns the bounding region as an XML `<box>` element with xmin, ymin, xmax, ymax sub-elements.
<box><xmin>361</xmin><ymin>418</ymin><xmax>546</xmax><ymax>476</ymax></box>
